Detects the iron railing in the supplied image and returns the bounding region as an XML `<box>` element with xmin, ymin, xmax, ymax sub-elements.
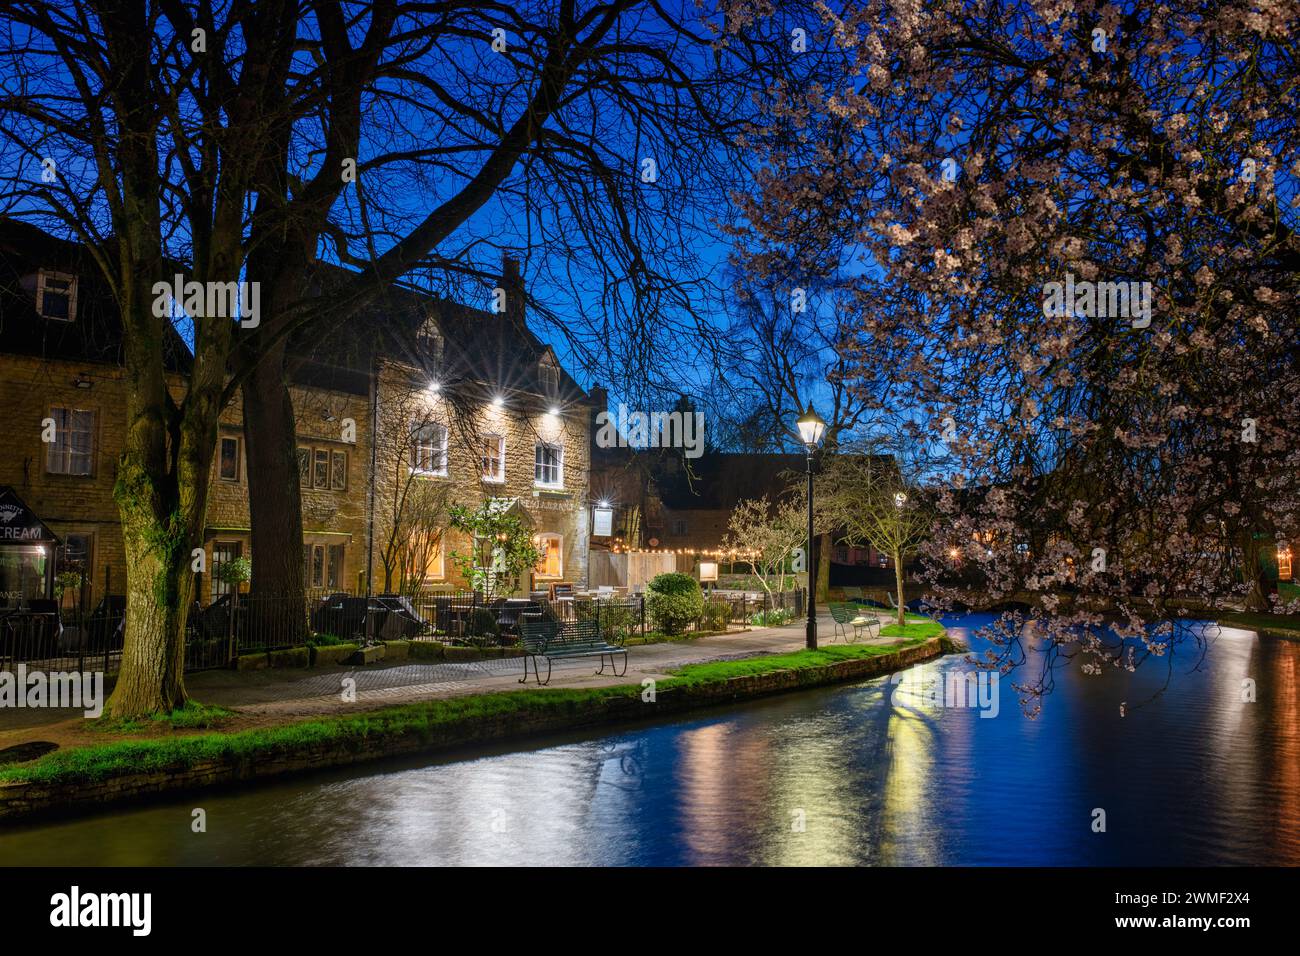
<box><xmin>0</xmin><ymin>586</ymin><xmax>807</xmax><ymax>676</ymax></box>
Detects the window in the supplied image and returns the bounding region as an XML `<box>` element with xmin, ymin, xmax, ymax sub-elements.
<box><xmin>313</xmin><ymin>449</ymin><xmax>330</xmax><ymax>489</ymax></box>
<box><xmin>534</xmin><ymin>441</ymin><xmax>563</xmax><ymax>487</ymax></box>
<box><xmin>219</xmin><ymin>436</ymin><xmax>240</xmax><ymax>482</ymax></box>
<box><xmin>210</xmin><ymin>541</ymin><xmax>243</xmax><ymax>603</ymax></box>
<box><xmin>56</xmin><ymin>533</ymin><xmax>93</xmax><ymax>607</ymax></box>
<box><xmin>46</xmin><ymin>407</ymin><xmax>95</xmax><ymax>476</ymax></box>
<box><xmin>535</xmin><ymin>532</ymin><xmax>562</xmax><ymax>579</ymax></box>
<box><xmin>297</xmin><ymin>447</ymin><xmax>311</xmax><ymax>482</ymax></box>
<box><xmin>417</xmin><ymin>314</ymin><xmax>444</xmax><ymax>366</ymax></box>
<box><xmin>304</xmin><ymin>543</ymin><xmax>326</xmax><ymax>588</ymax></box>
<box><xmin>331</xmin><ymin>450</ymin><xmax>347</xmax><ymax>491</ymax></box>
<box><xmin>539</xmin><ymin>360</ymin><xmax>559</xmax><ymax>393</ymax></box>
<box><xmin>672</xmin><ymin>518</ymin><xmax>688</xmax><ymax>536</ymax></box>
<box><xmin>411</xmin><ymin>421</ymin><xmax>448</xmax><ymax>476</ymax></box>
<box><xmin>37</xmin><ymin>269</ymin><xmax>77</xmax><ymax>321</ymax></box>
<box><xmin>481</xmin><ymin>434</ymin><xmax>505</xmax><ymax>482</ymax></box>
<box><xmin>327</xmin><ymin>544</ymin><xmax>345</xmax><ymax>590</ymax></box>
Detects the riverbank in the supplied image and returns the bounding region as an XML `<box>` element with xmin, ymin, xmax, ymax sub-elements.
<box><xmin>0</xmin><ymin>629</ymin><xmax>954</xmax><ymax>823</ymax></box>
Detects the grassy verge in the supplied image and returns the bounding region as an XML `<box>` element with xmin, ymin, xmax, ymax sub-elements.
<box><xmin>1215</xmin><ymin>609</ymin><xmax>1300</xmax><ymax>639</ymax></box>
<box><xmin>880</xmin><ymin>616</ymin><xmax>946</xmax><ymax>640</ymax></box>
<box><xmin>0</xmin><ymin>634</ymin><xmax>943</xmax><ymax>788</ymax></box>
<box><xmin>90</xmin><ymin>701</ymin><xmax>236</xmax><ymax>735</ymax></box>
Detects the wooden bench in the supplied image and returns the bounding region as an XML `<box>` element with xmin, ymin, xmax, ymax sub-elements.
<box><xmin>829</xmin><ymin>602</ymin><xmax>880</xmax><ymax>643</ymax></box>
<box><xmin>518</xmin><ymin>619</ymin><xmax>628</xmax><ymax>685</ymax></box>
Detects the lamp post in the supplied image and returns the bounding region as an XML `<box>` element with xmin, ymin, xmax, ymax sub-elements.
<box><xmin>796</xmin><ymin>404</ymin><xmax>827</xmax><ymax>649</ymax></box>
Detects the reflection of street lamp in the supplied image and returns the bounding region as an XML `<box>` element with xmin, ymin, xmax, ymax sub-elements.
<box><xmin>796</xmin><ymin>404</ymin><xmax>826</xmax><ymax>650</ymax></box>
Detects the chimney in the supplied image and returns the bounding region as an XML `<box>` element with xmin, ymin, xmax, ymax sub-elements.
<box><xmin>501</xmin><ymin>253</ymin><xmax>524</xmax><ymax>327</ymax></box>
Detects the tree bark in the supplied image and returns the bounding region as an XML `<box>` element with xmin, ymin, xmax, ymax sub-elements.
<box><xmin>242</xmin><ymin>334</ymin><xmax>309</xmax><ymax>639</ymax></box>
<box><xmin>817</xmin><ymin>530</ymin><xmax>831</xmax><ymax>602</ymax></box>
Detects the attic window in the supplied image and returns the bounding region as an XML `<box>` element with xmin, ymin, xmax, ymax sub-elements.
<box><xmin>37</xmin><ymin>269</ymin><xmax>78</xmax><ymax>321</ymax></box>
<box><xmin>417</xmin><ymin>314</ymin><xmax>444</xmax><ymax>366</ymax></box>
<box><xmin>539</xmin><ymin>359</ymin><xmax>559</xmax><ymax>393</ymax></box>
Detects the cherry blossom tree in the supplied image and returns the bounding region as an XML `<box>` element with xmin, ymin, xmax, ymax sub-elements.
<box><xmin>731</xmin><ymin>0</ymin><xmax>1300</xmax><ymax>708</ymax></box>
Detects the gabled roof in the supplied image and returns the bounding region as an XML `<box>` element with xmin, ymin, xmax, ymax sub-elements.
<box><xmin>0</xmin><ymin>218</ymin><xmax>193</xmax><ymax>372</ymax></box>
<box><xmin>283</xmin><ymin>264</ymin><xmax>589</xmax><ymax>405</ymax></box>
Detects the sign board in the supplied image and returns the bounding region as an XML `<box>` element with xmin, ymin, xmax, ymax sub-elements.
<box><xmin>699</xmin><ymin>561</ymin><xmax>718</xmax><ymax>582</ymax></box>
<box><xmin>0</xmin><ymin>487</ymin><xmax>58</xmax><ymax>543</ymax></box>
<box><xmin>593</xmin><ymin>506</ymin><xmax>614</xmax><ymax>538</ymax></box>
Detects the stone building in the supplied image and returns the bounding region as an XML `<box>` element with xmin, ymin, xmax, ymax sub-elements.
<box><xmin>0</xmin><ymin>219</ymin><xmax>593</xmax><ymax>610</ymax></box>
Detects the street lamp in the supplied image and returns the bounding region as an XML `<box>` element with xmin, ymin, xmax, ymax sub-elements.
<box><xmin>796</xmin><ymin>404</ymin><xmax>826</xmax><ymax>649</ymax></box>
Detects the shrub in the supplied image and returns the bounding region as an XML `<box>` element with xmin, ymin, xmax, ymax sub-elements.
<box><xmin>309</xmin><ymin>632</ymin><xmax>343</xmax><ymax>647</ymax></box>
<box><xmin>465</xmin><ymin>608</ymin><xmax>500</xmax><ymax>641</ymax></box>
<box><xmin>647</xmin><ymin>572</ymin><xmax>704</xmax><ymax>635</ymax></box>
<box><xmin>700</xmin><ymin>598</ymin><xmax>733</xmax><ymax>632</ymax></box>
<box><xmin>575</xmin><ymin>599</ymin><xmax>640</xmax><ymax>643</ymax></box>
<box><xmin>749</xmin><ymin>608</ymin><xmax>793</xmax><ymax>627</ymax></box>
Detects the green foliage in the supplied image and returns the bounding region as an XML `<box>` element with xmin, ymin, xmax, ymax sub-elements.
<box><xmin>92</xmin><ymin>700</ymin><xmax>235</xmax><ymax>735</ymax></box>
<box><xmin>647</xmin><ymin>572</ymin><xmax>704</xmax><ymax>635</ymax></box>
<box><xmin>574</xmin><ymin>599</ymin><xmax>640</xmax><ymax>643</ymax></box>
<box><xmin>700</xmin><ymin>598</ymin><xmax>733</xmax><ymax>631</ymax></box>
<box><xmin>448</xmin><ymin>501</ymin><xmax>542</xmax><ymax>599</ymax></box>
<box><xmin>749</xmin><ymin>607</ymin><xmax>793</xmax><ymax>627</ymax></box>
<box><xmin>54</xmin><ymin>570</ymin><xmax>83</xmax><ymax>598</ymax></box>
<box><xmin>308</xmin><ymin>632</ymin><xmax>343</xmax><ymax>647</ymax></box>
<box><xmin>216</xmin><ymin>556</ymin><xmax>252</xmax><ymax>587</ymax></box>
<box><xmin>879</xmin><ymin>616</ymin><xmax>945</xmax><ymax>640</ymax></box>
<box><xmin>465</xmin><ymin>608</ymin><xmax>500</xmax><ymax>640</ymax></box>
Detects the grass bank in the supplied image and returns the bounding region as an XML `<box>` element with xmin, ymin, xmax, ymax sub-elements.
<box><xmin>0</xmin><ymin>631</ymin><xmax>952</xmax><ymax>819</ymax></box>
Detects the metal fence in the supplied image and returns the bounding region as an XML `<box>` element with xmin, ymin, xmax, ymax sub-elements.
<box><xmin>0</xmin><ymin>586</ymin><xmax>807</xmax><ymax>676</ymax></box>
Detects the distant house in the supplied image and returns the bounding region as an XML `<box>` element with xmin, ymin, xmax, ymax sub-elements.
<box><xmin>587</xmin><ymin>414</ymin><xmax>896</xmax><ymax>578</ymax></box>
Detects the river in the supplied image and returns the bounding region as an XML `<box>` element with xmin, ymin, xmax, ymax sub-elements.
<box><xmin>1</xmin><ymin>613</ymin><xmax>1297</xmax><ymax>865</ymax></box>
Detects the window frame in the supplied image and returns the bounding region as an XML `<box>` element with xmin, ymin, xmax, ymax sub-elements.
<box><xmin>36</xmin><ymin>269</ymin><xmax>78</xmax><ymax>322</ymax></box>
<box><xmin>218</xmin><ymin>436</ymin><xmax>241</xmax><ymax>483</ymax></box>
<box><xmin>481</xmin><ymin>433</ymin><xmax>506</xmax><ymax>483</ymax></box>
<box><xmin>533</xmin><ymin>441</ymin><xmax>564</xmax><ymax>488</ymax></box>
<box><xmin>410</xmin><ymin>420</ymin><xmax>449</xmax><ymax>477</ymax></box>
<box><xmin>330</xmin><ymin>450</ymin><xmax>348</xmax><ymax>491</ymax></box>
<box><xmin>534</xmin><ymin>532</ymin><xmax>563</xmax><ymax>580</ymax></box>
<box><xmin>313</xmin><ymin>448</ymin><xmax>330</xmax><ymax>490</ymax></box>
<box><xmin>45</xmin><ymin>406</ymin><xmax>96</xmax><ymax>476</ymax></box>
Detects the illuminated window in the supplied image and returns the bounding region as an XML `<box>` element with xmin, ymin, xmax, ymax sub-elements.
<box><xmin>535</xmin><ymin>532</ymin><xmax>562</xmax><ymax>579</ymax></box>
<box><xmin>411</xmin><ymin>420</ymin><xmax>449</xmax><ymax>476</ymax></box>
<box><xmin>1279</xmin><ymin>547</ymin><xmax>1293</xmax><ymax>581</ymax></box>
<box><xmin>481</xmin><ymin>434</ymin><xmax>505</xmax><ymax>482</ymax></box>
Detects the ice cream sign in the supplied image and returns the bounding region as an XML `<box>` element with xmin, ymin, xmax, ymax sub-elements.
<box><xmin>0</xmin><ymin>490</ymin><xmax>55</xmax><ymax>542</ymax></box>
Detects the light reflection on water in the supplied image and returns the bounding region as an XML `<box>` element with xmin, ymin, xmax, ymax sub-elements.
<box><xmin>1</xmin><ymin>614</ymin><xmax>1297</xmax><ymax>866</ymax></box>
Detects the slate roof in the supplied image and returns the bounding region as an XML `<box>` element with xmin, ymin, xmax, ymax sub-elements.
<box><xmin>0</xmin><ymin>218</ymin><xmax>193</xmax><ymax>372</ymax></box>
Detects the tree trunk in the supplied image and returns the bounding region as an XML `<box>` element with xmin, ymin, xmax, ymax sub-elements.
<box><xmin>894</xmin><ymin>549</ymin><xmax>906</xmax><ymax>626</ymax></box>
<box><xmin>817</xmin><ymin>530</ymin><xmax>831</xmax><ymax>602</ymax></box>
<box><xmin>1239</xmin><ymin>530</ymin><xmax>1269</xmax><ymax>612</ymax></box>
<box><xmin>105</xmin><ymin>453</ymin><xmax>202</xmax><ymax>718</ymax></box>
<box><xmin>242</xmin><ymin>337</ymin><xmax>308</xmax><ymax>640</ymax></box>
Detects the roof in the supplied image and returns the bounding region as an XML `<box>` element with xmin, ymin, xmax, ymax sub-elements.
<box><xmin>285</xmin><ymin>263</ymin><xmax>590</xmax><ymax>405</ymax></box>
<box><xmin>0</xmin><ymin>218</ymin><xmax>193</xmax><ymax>372</ymax></box>
<box><xmin>650</xmin><ymin>451</ymin><xmax>897</xmax><ymax>512</ymax></box>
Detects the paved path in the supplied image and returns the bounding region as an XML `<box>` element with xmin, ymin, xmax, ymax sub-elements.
<box><xmin>0</xmin><ymin>609</ymin><xmax>900</xmax><ymax>741</ymax></box>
